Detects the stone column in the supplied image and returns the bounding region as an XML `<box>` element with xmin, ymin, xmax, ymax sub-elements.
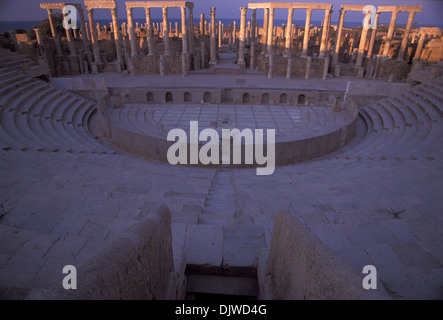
<box><xmin>111</xmin><ymin>7</ymin><xmax>123</xmax><ymax>73</ymax></box>
<box><xmin>209</xmin><ymin>7</ymin><xmax>217</xmax><ymax>66</ymax></box>
<box><xmin>78</xmin><ymin>8</ymin><xmax>90</xmax><ymax>56</ymax></box>
<box><xmin>367</xmin><ymin>11</ymin><xmax>380</xmax><ymax>58</ymax></box>
<box><xmin>233</xmin><ymin>20</ymin><xmax>236</xmax><ymax>44</ymax></box>
<box><xmin>322</xmin><ymin>55</ymin><xmax>330</xmax><ymax>80</ymax></box>
<box><xmin>250</xmin><ymin>8</ymin><xmax>257</xmax><ymax>70</ymax></box>
<box><xmin>63</xmin><ymin>10</ymin><xmax>76</xmax><ymax>56</ymax></box>
<box><xmin>218</xmin><ymin>21</ymin><xmax>223</xmax><ymax>47</ymax></box>
<box><xmin>122</xmin><ymin>22</ymin><xmax>127</xmax><ymax>37</ymax></box>
<box><xmin>382</xmin><ymin>9</ymin><xmax>399</xmax><ymax>60</ymax></box>
<box><xmin>46</xmin><ymin>9</ymin><xmax>55</xmax><ymax>35</ymax></box>
<box><xmin>397</xmin><ymin>11</ymin><xmax>416</xmax><ymax>61</ymax></box>
<box><xmin>145</xmin><ymin>7</ymin><xmax>155</xmax><ymax>56</ymax></box>
<box><xmin>175</xmin><ymin>22</ymin><xmax>179</xmax><ymax>37</ymax></box>
<box><xmin>332</xmin><ymin>8</ymin><xmax>345</xmax><ymax>65</ymax></box>
<box><xmin>162</xmin><ymin>7</ymin><xmax>171</xmax><ymax>56</ymax></box>
<box><xmin>284</xmin><ymin>9</ymin><xmax>294</xmax><ymax>57</ymax></box>
<box><xmin>319</xmin><ymin>9</ymin><xmax>331</xmax><ymax>58</ymax></box>
<box><xmin>127</xmin><ymin>8</ymin><xmax>138</xmax><ymax>56</ymax></box>
<box><xmin>247</xmin><ymin>21</ymin><xmax>251</xmax><ymax>45</ymax></box>
<box><xmin>34</xmin><ymin>28</ymin><xmax>44</xmax><ymax>56</ymax></box>
<box><xmin>188</xmin><ymin>6</ymin><xmax>195</xmax><ymax>55</ymax></box>
<box><xmin>238</xmin><ymin>7</ymin><xmax>247</xmax><ymax>67</ymax></box>
<box><xmin>356</xmin><ymin>10</ymin><xmax>371</xmax><ymax>67</ymax></box>
<box><xmin>87</xmin><ymin>9</ymin><xmax>102</xmax><ymax>66</ymax></box>
<box><xmin>373</xmin><ymin>54</ymin><xmax>381</xmax><ymax>79</ymax></box>
<box><xmin>305</xmin><ymin>56</ymin><xmax>311</xmax><ymax>79</ymax></box>
<box><xmin>47</xmin><ymin>9</ymin><xmax>62</xmax><ymax>55</ymax></box>
<box><xmin>262</xmin><ymin>8</ymin><xmax>269</xmax><ymax>54</ymax></box>
<box><xmin>180</xmin><ymin>7</ymin><xmax>189</xmax><ymax>55</ymax></box>
<box><xmin>302</xmin><ymin>8</ymin><xmax>313</xmax><ymax>57</ymax></box>
<box><xmin>85</xmin><ymin>22</ymin><xmax>91</xmax><ymax>41</ymax></box>
<box><xmin>268</xmin><ymin>53</ymin><xmax>273</xmax><ymax>78</ymax></box>
<box><xmin>413</xmin><ymin>32</ymin><xmax>426</xmax><ymax>62</ymax></box>
<box><xmin>200</xmin><ymin>13</ymin><xmax>206</xmax><ymax>68</ymax></box>
<box><xmin>266</xmin><ymin>8</ymin><xmax>275</xmax><ymax>56</ymax></box>
<box><xmin>200</xmin><ymin>14</ymin><xmax>205</xmax><ymax>38</ymax></box>
<box><xmin>286</xmin><ymin>57</ymin><xmax>292</xmax><ymax>79</ymax></box>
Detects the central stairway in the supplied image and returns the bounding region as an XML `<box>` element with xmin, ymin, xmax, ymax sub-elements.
<box><xmin>211</xmin><ymin>51</ymin><xmax>245</xmax><ymax>74</ymax></box>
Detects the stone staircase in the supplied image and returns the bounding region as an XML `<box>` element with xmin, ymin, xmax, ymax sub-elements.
<box><xmin>199</xmin><ymin>169</ymin><xmax>239</xmax><ymax>225</ymax></box>
<box><xmin>182</xmin><ymin>168</ymin><xmax>268</xmax><ymax>277</ymax></box>
<box><xmin>211</xmin><ymin>51</ymin><xmax>245</xmax><ymax>74</ymax></box>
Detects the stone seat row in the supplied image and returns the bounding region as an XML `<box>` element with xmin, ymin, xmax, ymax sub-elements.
<box><xmin>107</xmin><ymin>103</ymin><xmax>352</xmax><ymax>142</ymax></box>
<box><xmin>338</xmin><ymin>77</ymin><xmax>443</xmax><ymax>160</ymax></box>
<box><xmin>0</xmin><ymin>66</ymin><xmax>114</xmax><ymax>154</ymax></box>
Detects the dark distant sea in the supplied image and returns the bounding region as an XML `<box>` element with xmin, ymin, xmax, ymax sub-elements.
<box><xmin>0</xmin><ymin>18</ymin><xmax>441</xmax><ymax>34</ymax></box>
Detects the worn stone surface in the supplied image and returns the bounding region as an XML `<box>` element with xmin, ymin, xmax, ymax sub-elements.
<box><xmin>1</xmin><ymin>23</ymin><xmax>443</xmax><ymax>300</ymax></box>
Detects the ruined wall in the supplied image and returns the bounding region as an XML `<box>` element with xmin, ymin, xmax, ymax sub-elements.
<box><xmin>266</xmin><ymin>211</ymin><xmax>389</xmax><ymax>300</ymax></box>
<box><xmin>420</xmin><ymin>37</ymin><xmax>443</xmax><ymax>63</ymax></box>
<box><xmin>375</xmin><ymin>60</ymin><xmax>411</xmax><ymax>80</ymax></box>
<box><xmin>254</xmin><ymin>55</ymin><xmax>327</xmax><ymax>78</ymax></box>
<box><xmin>29</xmin><ymin>205</ymin><xmax>179</xmax><ymax>300</ymax></box>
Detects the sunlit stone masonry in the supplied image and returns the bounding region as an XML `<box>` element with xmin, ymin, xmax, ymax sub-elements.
<box><xmin>0</xmin><ymin>0</ymin><xmax>442</xmax><ymax>301</ymax></box>
<box><xmin>20</xmin><ymin>1</ymin><xmax>437</xmax><ymax>80</ymax></box>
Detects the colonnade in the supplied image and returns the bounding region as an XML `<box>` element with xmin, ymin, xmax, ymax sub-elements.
<box><xmin>36</xmin><ymin>1</ymin><xmax>425</xmax><ymax>77</ymax></box>
<box><xmin>333</xmin><ymin>5</ymin><xmax>422</xmax><ymax>69</ymax></box>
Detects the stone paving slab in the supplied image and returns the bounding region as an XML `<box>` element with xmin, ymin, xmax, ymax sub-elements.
<box><xmin>184</xmin><ymin>224</ymin><xmax>223</xmax><ymax>268</ymax></box>
<box><xmin>1</xmin><ymin>71</ymin><xmax>443</xmax><ymax>299</ymax></box>
<box><xmin>222</xmin><ymin>226</ymin><xmax>267</xmax><ymax>271</ymax></box>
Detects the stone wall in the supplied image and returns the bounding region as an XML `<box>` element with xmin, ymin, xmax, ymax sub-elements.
<box><xmin>95</xmin><ymin>88</ymin><xmax>356</xmax><ymax>167</ymax></box>
<box><xmin>254</xmin><ymin>55</ymin><xmax>327</xmax><ymax>78</ymax></box>
<box><xmin>264</xmin><ymin>211</ymin><xmax>389</xmax><ymax>300</ymax></box>
<box><xmin>29</xmin><ymin>205</ymin><xmax>179</xmax><ymax>300</ymax></box>
<box><xmin>109</xmin><ymin>86</ymin><xmax>334</xmax><ymax>107</ymax></box>
<box><xmin>130</xmin><ymin>54</ymin><xmax>183</xmax><ymax>75</ymax></box>
<box><xmin>420</xmin><ymin>37</ymin><xmax>443</xmax><ymax>63</ymax></box>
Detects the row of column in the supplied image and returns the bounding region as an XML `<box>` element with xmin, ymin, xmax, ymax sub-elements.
<box><xmin>86</xmin><ymin>7</ymin><xmax>123</xmax><ymax>72</ymax></box>
<box><xmin>333</xmin><ymin>8</ymin><xmax>418</xmax><ymax>67</ymax></box>
<box><xmin>258</xmin><ymin>7</ymin><xmax>332</xmax><ymax>59</ymax></box>
<box><xmin>40</xmin><ymin>4</ymin><xmax>421</xmax><ymax>76</ymax></box>
<box><xmin>126</xmin><ymin>6</ymin><xmax>194</xmax><ymax>57</ymax></box>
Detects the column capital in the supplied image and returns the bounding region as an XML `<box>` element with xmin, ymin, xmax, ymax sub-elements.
<box><xmin>306</xmin><ymin>8</ymin><xmax>313</xmax><ymax>14</ymax></box>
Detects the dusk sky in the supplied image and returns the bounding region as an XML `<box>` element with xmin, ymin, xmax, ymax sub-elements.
<box><xmin>0</xmin><ymin>0</ymin><xmax>442</xmax><ymax>26</ymax></box>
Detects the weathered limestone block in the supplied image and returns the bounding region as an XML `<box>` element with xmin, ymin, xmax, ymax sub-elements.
<box><xmin>29</xmin><ymin>205</ymin><xmax>176</xmax><ymax>300</ymax></box>
<box><xmin>266</xmin><ymin>211</ymin><xmax>389</xmax><ymax>300</ymax></box>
